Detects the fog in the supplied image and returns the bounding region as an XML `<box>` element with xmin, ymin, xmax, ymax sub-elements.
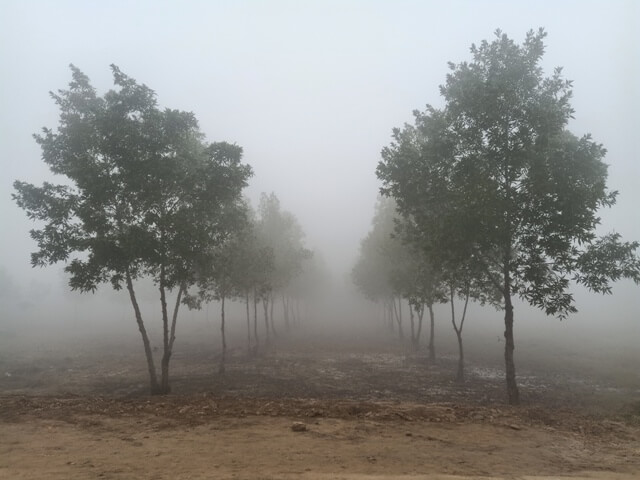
<box><xmin>0</xmin><ymin>0</ymin><xmax>638</xmax><ymax>354</ymax></box>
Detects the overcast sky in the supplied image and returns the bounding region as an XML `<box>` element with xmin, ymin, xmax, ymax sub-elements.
<box><xmin>1</xmin><ymin>1</ymin><xmax>638</xmax><ymax>318</ymax></box>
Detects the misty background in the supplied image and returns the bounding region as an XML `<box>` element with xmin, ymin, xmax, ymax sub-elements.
<box><xmin>0</xmin><ymin>1</ymin><xmax>638</xmax><ymax>353</ymax></box>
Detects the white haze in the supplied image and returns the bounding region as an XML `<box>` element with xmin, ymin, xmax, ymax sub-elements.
<box><xmin>0</xmin><ymin>1</ymin><xmax>638</xmax><ymax>345</ymax></box>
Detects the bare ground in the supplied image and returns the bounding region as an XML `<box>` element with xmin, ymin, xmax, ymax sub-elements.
<box><xmin>1</xmin><ymin>328</ymin><xmax>640</xmax><ymax>479</ymax></box>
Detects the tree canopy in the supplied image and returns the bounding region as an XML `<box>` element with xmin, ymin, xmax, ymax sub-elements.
<box><xmin>13</xmin><ymin>64</ymin><xmax>253</xmax><ymax>394</ymax></box>
<box><xmin>352</xmin><ymin>197</ymin><xmax>445</xmax><ymax>349</ymax></box>
<box><xmin>377</xmin><ymin>29</ymin><xmax>640</xmax><ymax>404</ymax></box>
<box><xmin>257</xmin><ymin>193</ymin><xmax>311</xmax><ymax>300</ymax></box>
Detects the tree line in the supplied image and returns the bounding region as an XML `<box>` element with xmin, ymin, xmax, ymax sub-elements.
<box><xmin>14</xmin><ymin>30</ymin><xmax>640</xmax><ymax>404</ymax></box>
<box><xmin>12</xmin><ymin>65</ymin><xmax>317</xmax><ymax>394</ymax></box>
<box><xmin>354</xmin><ymin>29</ymin><xmax>640</xmax><ymax>405</ymax></box>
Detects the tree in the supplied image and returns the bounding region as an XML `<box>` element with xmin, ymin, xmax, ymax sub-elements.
<box><xmin>228</xmin><ymin>205</ymin><xmax>275</xmax><ymax>355</ymax></box>
<box><xmin>411</xmin><ymin>257</ymin><xmax>443</xmax><ymax>357</ymax></box>
<box><xmin>443</xmin><ymin>263</ymin><xmax>500</xmax><ymax>382</ymax></box>
<box><xmin>285</xmin><ymin>250</ymin><xmax>331</xmax><ymax>326</ymax></box>
<box><xmin>13</xmin><ymin>65</ymin><xmax>252</xmax><ymax>394</ymax></box>
<box><xmin>352</xmin><ymin>197</ymin><xmax>403</xmax><ymax>335</ymax></box>
<box><xmin>352</xmin><ymin>197</ymin><xmax>445</xmax><ymax>349</ymax></box>
<box><xmin>246</xmin><ymin>234</ymin><xmax>276</xmax><ymax>354</ymax></box>
<box><xmin>187</xmin><ymin>202</ymin><xmax>252</xmax><ymax>374</ymax></box>
<box><xmin>394</xmin><ymin>217</ymin><xmax>448</xmax><ymax>356</ymax></box>
<box><xmin>377</xmin><ymin>29</ymin><xmax>640</xmax><ymax>404</ymax></box>
<box><xmin>257</xmin><ymin>193</ymin><xmax>311</xmax><ymax>335</ymax></box>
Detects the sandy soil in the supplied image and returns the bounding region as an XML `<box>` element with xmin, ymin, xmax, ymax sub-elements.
<box><xmin>1</xmin><ymin>330</ymin><xmax>639</xmax><ymax>479</ymax></box>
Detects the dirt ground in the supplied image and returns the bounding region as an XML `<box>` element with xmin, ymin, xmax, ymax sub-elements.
<box><xmin>1</xmin><ymin>327</ymin><xmax>640</xmax><ymax>479</ymax></box>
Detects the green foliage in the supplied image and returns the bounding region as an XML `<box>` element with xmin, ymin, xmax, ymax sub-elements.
<box><xmin>575</xmin><ymin>233</ymin><xmax>640</xmax><ymax>294</ymax></box>
<box><xmin>377</xmin><ymin>29</ymin><xmax>639</xmax><ymax>320</ymax></box>
<box><xmin>378</xmin><ymin>28</ymin><xmax>640</xmax><ymax>403</ymax></box>
<box><xmin>352</xmin><ymin>197</ymin><xmax>445</xmax><ymax>308</ymax></box>
<box><xmin>13</xmin><ymin>64</ymin><xmax>253</xmax><ymax>294</ymax></box>
<box><xmin>257</xmin><ymin>193</ymin><xmax>311</xmax><ymax>296</ymax></box>
<box><xmin>13</xmin><ymin>64</ymin><xmax>254</xmax><ymax>393</ymax></box>
<box><xmin>187</xmin><ymin>200</ymin><xmax>274</xmax><ymax>306</ymax></box>
<box><xmin>351</xmin><ymin>197</ymin><xmax>397</xmax><ymax>302</ymax></box>
<box><xmin>189</xmin><ymin>192</ymin><xmax>311</xmax><ymax>313</ymax></box>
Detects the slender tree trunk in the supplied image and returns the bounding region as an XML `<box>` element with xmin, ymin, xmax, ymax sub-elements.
<box><xmin>158</xmin><ymin>268</ymin><xmax>172</xmax><ymax>394</ymax></box>
<box><xmin>126</xmin><ymin>270</ymin><xmax>160</xmax><ymax>395</ymax></box>
<box><xmin>416</xmin><ymin>304</ymin><xmax>424</xmax><ymax>348</ymax></box>
<box><xmin>450</xmin><ymin>285</ymin><xmax>470</xmax><ymax>383</ymax></box>
<box><xmin>159</xmin><ymin>300</ymin><xmax>171</xmax><ymax>393</ymax></box>
<box><xmin>392</xmin><ymin>296</ymin><xmax>404</xmax><ymax>340</ymax></box>
<box><xmin>169</xmin><ymin>284</ymin><xmax>184</xmax><ymax>355</ymax></box>
<box><xmin>263</xmin><ymin>297</ymin><xmax>270</xmax><ymax>345</ymax></box>
<box><xmin>409</xmin><ymin>303</ymin><xmax>417</xmax><ymax>351</ymax></box>
<box><xmin>427</xmin><ymin>303</ymin><xmax>436</xmax><ymax>362</ymax></box>
<box><xmin>219</xmin><ymin>295</ymin><xmax>227</xmax><ymax>374</ymax></box>
<box><xmin>246</xmin><ymin>291</ymin><xmax>251</xmax><ymax>354</ymax></box>
<box><xmin>269</xmin><ymin>294</ymin><xmax>277</xmax><ymax>337</ymax></box>
<box><xmin>291</xmin><ymin>297</ymin><xmax>297</xmax><ymax>326</ymax></box>
<box><xmin>503</xmin><ymin>175</ymin><xmax>519</xmax><ymax>404</ymax></box>
<box><xmin>455</xmin><ymin>330</ymin><xmax>464</xmax><ymax>382</ymax></box>
<box><xmin>504</xmin><ymin>284</ymin><xmax>519</xmax><ymax>405</ymax></box>
<box><xmin>282</xmin><ymin>294</ymin><xmax>290</xmax><ymax>330</ymax></box>
<box><xmin>253</xmin><ymin>289</ymin><xmax>259</xmax><ymax>354</ymax></box>
<box><xmin>386</xmin><ymin>300</ymin><xmax>394</xmax><ymax>333</ymax></box>
<box><xmin>163</xmin><ymin>283</ymin><xmax>184</xmax><ymax>390</ymax></box>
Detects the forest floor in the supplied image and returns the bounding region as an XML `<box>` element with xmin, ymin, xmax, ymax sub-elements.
<box><xmin>1</xmin><ymin>325</ymin><xmax>640</xmax><ymax>479</ymax></box>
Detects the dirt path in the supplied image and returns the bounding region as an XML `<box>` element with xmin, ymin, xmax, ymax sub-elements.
<box><xmin>2</xmin><ymin>330</ymin><xmax>640</xmax><ymax>479</ymax></box>
<box><xmin>2</xmin><ymin>395</ymin><xmax>639</xmax><ymax>479</ymax></box>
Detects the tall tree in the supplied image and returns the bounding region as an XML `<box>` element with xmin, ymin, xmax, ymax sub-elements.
<box><xmin>229</xmin><ymin>206</ymin><xmax>275</xmax><ymax>354</ymax></box>
<box><xmin>394</xmin><ymin>217</ymin><xmax>448</xmax><ymax>355</ymax></box>
<box><xmin>352</xmin><ymin>197</ymin><xmax>445</xmax><ymax>347</ymax></box>
<box><xmin>377</xmin><ymin>29</ymin><xmax>640</xmax><ymax>404</ymax></box>
<box><xmin>352</xmin><ymin>197</ymin><xmax>402</xmax><ymax>335</ymax></box>
<box><xmin>443</xmin><ymin>262</ymin><xmax>500</xmax><ymax>382</ymax></box>
<box><xmin>282</xmin><ymin>250</ymin><xmax>330</xmax><ymax>327</ymax></box>
<box><xmin>13</xmin><ymin>65</ymin><xmax>252</xmax><ymax>394</ymax></box>
<box><xmin>188</xmin><ymin>203</ymin><xmax>251</xmax><ymax>374</ymax></box>
<box><xmin>257</xmin><ymin>193</ymin><xmax>311</xmax><ymax>333</ymax></box>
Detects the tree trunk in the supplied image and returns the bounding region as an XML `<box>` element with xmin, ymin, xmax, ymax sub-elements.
<box><xmin>269</xmin><ymin>294</ymin><xmax>277</xmax><ymax>337</ymax></box>
<box><xmin>416</xmin><ymin>304</ymin><xmax>424</xmax><ymax>349</ymax></box>
<box><xmin>125</xmin><ymin>270</ymin><xmax>160</xmax><ymax>395</ymax></box>
<box><xmin>219</xmin><ymin>295</ymin><xmax>226</xmax><ymax>374</ymax></box>
<box><xmin>427</xmin><ymin>303</ymin><xmax>435</xmax><ymax>362</ymax></box>
<box><xmin>290</xmin><ymin>298</ymin><xmax>297</xmax><ymax>326</ymax></box>
<box><xmin>392</xmin><ymin>297</ymin><xmax>404</xmax><ymax>340</ymax></box>
<box><xmin>246</xmin><ymin>292</ymin><xmax>251</xmax><ymax>354</ymax></box>
<box><xmin>160</xmin><ymin>282</ymin><xmax>184</xmax><ymax>392</ymax></box>
<box><xmin>450</xmin><ymin>285</ymin><xmax>470</xmax><ymax>383</ymax></box>
<box><xmin>253</xmin><ymin>289</ymin><xmax>259</xmax><ymax>355</ymax></box>
<box><xmin>282</xmin><ymin>294</ymin><xmax>290</xmax><ymax>330</ymax></box>
<box><xmin>455</xmin><ymin>329</ymin><xmax>464</xmax><ymax>382</ymax></box>
<box><xmin>398</xmin><ymin>298</ymin><xmax>403</xmax><ymax>338</ymax></box>
<box><xmin>169</xmin><ymin>284</ymin><xmax>184</xmax><ymax>356</ymax></box>
<box><xmin>409</xmin><ymin>303</ymin><xmax>417</xmax><ymax>351</ymax></box>
<box><xmin>158</xmin><ymin>269</ymin><xmax>172</xmax><ymax>395</ymax></box>
<box><xmin>263</xmin><ymin>297</ymin><xmax>270</xmax><ymax>345</ymax></box>
<box><xmin>504</xmin><ymin>288</ymin><xmax>519</xmax><ymax>405</ymax></box>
